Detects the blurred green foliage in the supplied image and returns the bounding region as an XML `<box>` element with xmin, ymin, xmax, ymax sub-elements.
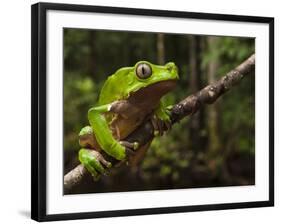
<box><xmin>64</xmin><ymin>28</ymin><xmax>255</xmax><ymax>194</ymax></box>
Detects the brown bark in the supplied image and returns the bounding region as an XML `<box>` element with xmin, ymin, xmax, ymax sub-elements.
<box><xmin>64</xmin><ymin>164</ymin><xmax>87</xmax><ymax>190</ymax></box>
<box><xmin>64</xmin><ymin>54</ymin><xmax>255</xmax><ymax>192</ymax></box>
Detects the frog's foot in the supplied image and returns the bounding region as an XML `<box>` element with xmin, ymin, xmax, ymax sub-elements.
<box><xmin>119</xmin><ymin>140</ymin><xmax>139</xmax><ymax>157</ymax></box>
<box><xmin>151</xmin><ymin>114</ymin><xmax>172</xmax><ymax>136</ymax></box>
<box><xmin>79</xmin><ymin>148</ymin><xmax>112</xmax><ymax>181</ymax></box>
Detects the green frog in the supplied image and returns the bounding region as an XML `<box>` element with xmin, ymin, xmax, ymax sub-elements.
<box><xmin>78</xmin><ymin>61</ymin><xmax>179</xmax><ymax>178</ymax></box>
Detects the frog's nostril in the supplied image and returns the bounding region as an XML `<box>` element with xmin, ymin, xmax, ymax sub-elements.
<box><xmin>166</xmin><ymin>62</ymin><xmax>177</xmax><ymax>73</ymax></box>
<box><xmin>166</xmin><ymin>62</ymin><xmax>175</xmax><ymax>68</ymax></box>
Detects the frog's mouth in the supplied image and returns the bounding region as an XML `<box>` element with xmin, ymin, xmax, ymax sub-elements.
<box><xmin>127</xmin><ymin>80</ymin><xmax>177</xmax><ymax>105</ymax></box>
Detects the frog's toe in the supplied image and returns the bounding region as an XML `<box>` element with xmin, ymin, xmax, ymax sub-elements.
<box><xmin>151</xmin><ymin>115</ymin><xmax>162</xmax><ymax>136</ymax></box>
<box><xmin>163</xmin><ymin>119</ymin><xmax>172</xmax><ymax>132</ymax></box>
<box><xmin>98</xmin><ymin>154</ymin><xmax>112</xmax><ymax>168</ymax></box>
<box><xmin>151</xmin><ymin>115</ymin><xmax>171</xmax><ymax>136</ymax></box>
<box><xmin>120</xmin><ymin>140</ymin><xmax>139</xmax><ymax>150</ymax></box>
<box><xmin>119</xmin><ymin>140</ymin><xmax>139</xmax><ymax>158</ymax></box>
<box><xmin>88</xmin><ymin>156</ymin><xmax>106</xmax><ymax>174</ymax></box>
<box><xmin>79</xmin><ymin>149</ymin><xmax>112</xmax><ymax>180</ymax></box>
<box><xmin>84</xmin><ymin>162</ymin><xmax>99</xmax><ymax>179</ymax></box>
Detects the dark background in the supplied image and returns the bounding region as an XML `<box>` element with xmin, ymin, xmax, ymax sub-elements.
<box><xmin>63</xmin><ymin>28</ymin><xmax>255</xmax><ymax>194</ymax></box>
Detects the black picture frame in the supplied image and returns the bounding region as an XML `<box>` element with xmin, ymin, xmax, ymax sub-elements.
<box><xmin>31</xmin><ymin>2</ymin><xmax>274</xmax><ymax>222</ymax></box>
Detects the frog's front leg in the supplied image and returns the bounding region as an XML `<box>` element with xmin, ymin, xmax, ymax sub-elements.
<box><xmin>79</xmin><ymin>148</ymin><xmax>112</xmax><ymax>180</ymax></box>
<box><xmin>88</xmin><ymin>102</ymin><xmax>139</xmax><ymax>160</ymax></box>
<box><xmin>152</xmin><ymin>100</ymin><xmax>172</xmax><ymax>136</ymax></box>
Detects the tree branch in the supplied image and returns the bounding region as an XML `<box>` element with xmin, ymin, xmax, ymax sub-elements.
<box><xmin>64</xmin><ymin>53</ymin><xmax>255</xmax><ymax>192</ymax></box>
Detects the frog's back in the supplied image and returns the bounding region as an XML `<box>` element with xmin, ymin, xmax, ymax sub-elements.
<box><xmin>97</xmin><ymin>66</ymin><xmax>143</xmax><ymax>140</ymax></box>
<box><xmin>98</xmin><ymin>67</ymin><xmax>132</xmax><ymax>105</ymax></box>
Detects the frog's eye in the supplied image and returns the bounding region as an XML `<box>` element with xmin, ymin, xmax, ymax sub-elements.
<box><xmin>136</xmin><ymin>63</ymin><xmax>152</xmax><ymax>79</ymax></box>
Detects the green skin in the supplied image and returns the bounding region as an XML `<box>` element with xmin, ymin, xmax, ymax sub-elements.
<box><xmin>78</xmin><ymin>61</ymin><xmax>179</xmax><ymax>178</ymax></box>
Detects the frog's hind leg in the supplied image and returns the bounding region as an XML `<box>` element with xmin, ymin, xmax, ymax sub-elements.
<box><xmin>78</xmin><ymin>126</ymin><xmax>111</xmax><ymax>179</ymax></box>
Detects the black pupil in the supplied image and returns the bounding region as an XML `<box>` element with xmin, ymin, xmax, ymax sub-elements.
<box><xmin>142</xmin><ymin>66</ymin><xmax>145</xmax><ymax>75</ymax></box>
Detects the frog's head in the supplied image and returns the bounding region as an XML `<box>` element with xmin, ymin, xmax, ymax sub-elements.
<box><xmin>124</xmin><ymin>61</ymin><xmax>179</xmax><ymax>99</ymax></box>
<box><xmin>99</xmin><ymin>61</ymin><xmax>179</xmax><ymax>105</ymax></box>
